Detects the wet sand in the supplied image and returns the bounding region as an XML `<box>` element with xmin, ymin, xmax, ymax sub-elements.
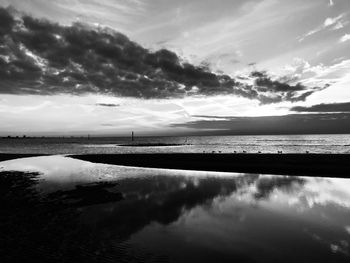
<box><xmin>70</xmin><ymin>153</ymin><xmax>350</xmax><ymax>177</ymax></box>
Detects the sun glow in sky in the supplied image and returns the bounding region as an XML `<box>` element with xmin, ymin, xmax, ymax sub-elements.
<box><xmin>0</xmin><ymin>0</ymin><xmax>350</xmax><ymax>135</ymax></box>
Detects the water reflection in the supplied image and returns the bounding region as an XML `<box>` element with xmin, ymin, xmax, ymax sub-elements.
<box><xmin>1</xmin><ymin>156</ymin><xmax>350</xmax><ymax>262</ymax></box>
<box><xmin>254</xmin><ymin>176</ymin><xmax>305</xmax><ymax>199</ymax></box>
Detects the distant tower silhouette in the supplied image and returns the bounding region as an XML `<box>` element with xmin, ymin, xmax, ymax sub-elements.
<box><xmin>131</xmin><ymin>131</ymin><xmax>134</xmax><ymax>141</ymax></box>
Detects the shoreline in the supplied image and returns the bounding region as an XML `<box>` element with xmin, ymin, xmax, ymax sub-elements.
<box><xmin>1</xmin><ymin>153</ymin><xmax>350</xmax><ymax>178</ymax></box>
<box><xmin>0</xmin><ymin>153</ymin><xmax>48</xmax><ymax>162</ymax></box>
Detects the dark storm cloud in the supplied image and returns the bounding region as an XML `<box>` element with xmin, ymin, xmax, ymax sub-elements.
<box><xmin>291</xmin><ymin>102</ymin><xmax>350</xmax><ymax>112</ymax></box>
<box><xmin>0</xmin><ymin>7</ymin><xmax>326</xmax><ymax>103</ymax></box>
<box><xmin>173</xmin><ymin>113</ymin><xmax>350</xmax><ymax>135</ymax></box>
<box><xmin>250</xmin><ymin>71</ymin><xmax>327</xmax><ymax>104</ymax></box>
<box><xmin>251</xmin><ymin>71</ymin><xmax>306</xmax><ymax>92</ymax></box>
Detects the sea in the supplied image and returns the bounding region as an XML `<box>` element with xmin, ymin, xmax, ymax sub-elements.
<box><xmin>1</xmin><ymin>134</ymin><xmax>350</xmax><ymax>154</ymax></box>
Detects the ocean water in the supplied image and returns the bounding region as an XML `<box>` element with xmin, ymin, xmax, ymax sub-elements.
<box><xmin>1</xmin><ymin>156</ymin><xmax>350</xmax><ymax>262</ymax></box>
<box><xmin>0</xmin><ymin>134</ymin><xmax>350</xmax><ymax>154</ymax></box>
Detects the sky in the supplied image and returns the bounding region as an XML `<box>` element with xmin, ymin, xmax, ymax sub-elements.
<box><xmin>0</xmin><ymin>0</ymin><xmax>350</xmax><ymax>136</ymax></box>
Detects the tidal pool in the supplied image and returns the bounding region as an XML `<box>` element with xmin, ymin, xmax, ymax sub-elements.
<box><xmin>1</xmin><ymin>156</ymin><xmax>350</xmax><ymax>262</ymax></box>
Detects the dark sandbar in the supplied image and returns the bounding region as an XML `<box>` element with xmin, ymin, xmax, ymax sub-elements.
<box><xmin>70</xmin><ymin>153</ymin><xmax>350</xmax><ymax>178</ymax></box>
<box><xmin>117</xmin><ymin>143</ymin><xmax>189</xmax><ymax>147</ymax></box>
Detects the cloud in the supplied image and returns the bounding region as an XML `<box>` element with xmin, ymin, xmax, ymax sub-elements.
<box><xmin>0</xmin><ymin>7</ymin><xmax>324</xmax><ymax>104</ymax></box>
<box><xmin>339</xmin><ymin>33</ymin><xmax>350</xmax><ymax>43</ymax></box>
<box><xmin>298</xmin><ymin>13</ymin><xmax>346</xmax><ymax>41</ymax></box>
<box><xmin>324</xmin><ymin>15</ymin><xmax>343</xmax><ymax>27</ymax></box>
<box><xmin>172</xmin><ymin>113</ymin><xmax>350</xmax><ymax>135</ymax></box>
<box><xmin>290</xmin><ymin>102</ymin><xmax>350</xmax><ymax>112</ymax></box>
<box><xmin>249</xmin><ymin>71</ymin><xmax>325</xmax><ymax>104</ymax></box>
<box><xmin>96</xmin><ymin>103</ymin><xmax>120</xmax><ymax>107</ymax></box>
<box><xmin>282</xmin><ymin>57</ymin><xmax>350</xmax><ymax>89</ymax></box>
<box><xmin>329</xmin><ymin>0</ymin><xmax>334</xmax><ymax>7</ymax></box>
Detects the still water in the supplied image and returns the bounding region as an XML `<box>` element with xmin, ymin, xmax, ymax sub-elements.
<box><xmin>1</xmin><ymin>156</ymin><xmax>350</xmax><ymax>262</ymax></box>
